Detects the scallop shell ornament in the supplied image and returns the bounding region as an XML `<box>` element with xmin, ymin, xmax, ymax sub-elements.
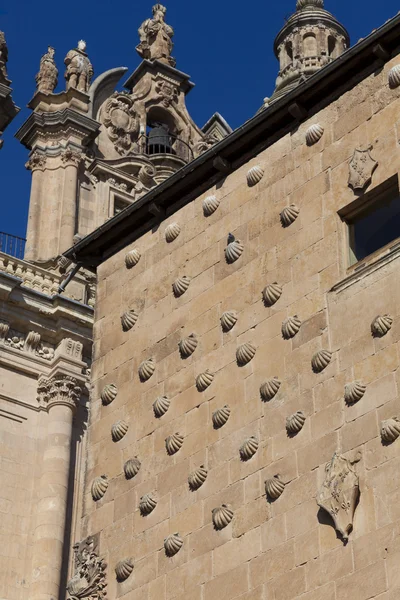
<box><xmin>381</xmin><ymin>417</ymin><xmax>400</xmax><ymax>444</ymax></box>
<box><xmin>203</xmin><ymin>195</ymin><xmax>220</xmax><ymax>217</ymax></box>
<box><xmin>236</xmin><ymin>342</ymin><xmax>256</xmax><ymax>366</ymax></box>
<box><xmin>247</xmin><ymin>165</ymin><xmax>264</xmax><ymax>187</ymax></box>
<box><xmin>91</xmin><ymin>475</ymin><xmax>108</xmax><ymax>501</ymax></box>
<box><xmin>240</xmin><ymin>436</ymin><xmax>259</xmax><ymax>461</ymax></box>
<box><xmin>115</xmin><ymin>558</ymin><xmax>134</xmax><ymax>582</ymax></box>
<box><xmin>196</xmin><ymin>369</ymin><xmax>214</xmax><ymax>392</ymax></box>
<box><xmin>139</xmin><ymin>493</ymin><xmax>157</xmax><ymax>516</ymax></box>
<box><xmin>225</xmin><ymin>239</ymin><xmax>244</xmax><ymax>264</ymax></box>
<box><xmin>112</xmin><ymin>420</ymin><xmax>129</xmax><ymax>442</ymax></box>
<box><xmin>121</xmin><ymin>309</ymin><xmax>138</xmax><ymax>332</ymax></box>
<box><xmin>138</xmin><ymin>358</ymin><xmax>155</xmax><ymax>382</ymax></box>
<box><xmin>388</xmin><ymin>64</ymin><xmax>400</xmax><ymax>89</ymax></box>
<box><xmin>124</xmin><ymin>457</ymin><xmax>141</xmax><ymax>480</ymax></box>
<box><xmin>306</xmin><ymin>123</ymin><xmax>324</xmax><ymax>146</ymax></box>
<box><xmin>286</xmin><ymin>411</ymin><xmax>306</xmax><ymax>435</ymax></box>
<box><xmin>166</xmin><ymin>433</ymin><xmax>184</xmax><ymax>455</ymax></box>
<box><xmin>173</xmin><ymin>276</ymin><xmax>191</xmax><ymax>298</ymax></box>
<box><xmin>125</xmin><ymin>248</ymin><xmax>141</xmax><ymax>269</ymax></box>
<box><xmin>164</xmin><ymin>533</ymin><xmax>183</xmax><ymax>557</ymax></box>
<box><xmin>371</xmin><ymin>315</ymin><xmax>393</xmax><ymax>337</ymax></box>
<box><xmin>280</xmin><ymin>204</ymin><xmax>300</xmax><ymax>227</ymax></box>
<box><xmin>260</xmin><ymin>377</ymin><xmax>281</xmax><ymax>402</ymax></box>
<box><xmin>221</xmin><ymin>310</ymin><xmax>238</xmax><ymax>333</ymax></box>
<box><xmin>101</xmin><ymin>383</ymin><xmax>118</xmax><ymax>406</ymax></box>
<box><xmin>212</xmin><ymin>504</ymin><xmax>234</xmax><ymax>530</ymax></box>
<box><xmin>282</xmin><ymin>316</ymin><xmax>302</xmax><ymax>340</ymax></box>
<box><xmin>265</xmin><ymin>475</ymin><xmax>285</xmax><ymax>500</ymax></box>
<box><xmin>263</xmin><ymin>283</ymin><xmax>283</xmax><ymax>307</ymax></box>
<box><xmin>153</xmin><ymin>395</ymin><xmax>171</xmax><ymax>418</ymax></box>
<box><xmin>344</xmin><ymin>382</ymin><xmax>366</xmax><ymax>405</ymax></box>
<box><xmin>212</xmin><ymin>405</ymin><xmax>231</xmax><ymax>429</ymax></box>
<box><xmin>165</xmin><ymin>222</ymin><xmax>181</xmax><ymax>243</ymax></box>
<box><xmin>311</xmin><ymin>349</ymin><xmax>332</xmax><ymax>373</ymax></box>
<box><xmin>188</xmin><ymin>465</ymin><xmax>208</xmax><ymax>491</ymax></box>
<box><xmin>179</xmin><ymin>333</ymin><xmax>198</xmax><ymax>358</ymax></box>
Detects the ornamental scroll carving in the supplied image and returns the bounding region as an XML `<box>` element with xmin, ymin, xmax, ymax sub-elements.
<box><xmin>66</xmin><ymin>534</ymin><xmax>107</xmax><ymax>600</ymax></box>
<box><xmin>37</xmin><ymin>373</ymin><xmax>82</xmax><ymax>412</ymax></box>
<box><xmin>103</xmin><ymin>92</ymin><xmax>139</xmax><ymax>155</ymax></box>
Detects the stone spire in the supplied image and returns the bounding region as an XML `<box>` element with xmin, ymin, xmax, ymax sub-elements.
<box><xmin>136</xmin><ymin>4</ymin><xmax>176</xmax><ymax>67</ymax></box>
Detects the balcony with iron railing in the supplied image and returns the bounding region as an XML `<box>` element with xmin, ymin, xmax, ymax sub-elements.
<box><xmin>0</xmin><ymin>231</ymin><xmax>26</xmax><ymax>259</ymax></box>
<box><xmin>137</xmin><ymin>132</ymin><xmax>194</xmax><ymax>165</ymax></box>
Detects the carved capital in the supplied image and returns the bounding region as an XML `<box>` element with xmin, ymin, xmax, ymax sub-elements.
<box><xmin>25</xmin><ymin>152</ymin><xmax>47</xmax><ymax>171</ymax></box>
<box><xmin>61</xmin><ymin>148</ymin><xmax>84</xmax><ymax>167</ymax></box>
<box><xmin>67</xmin><ymin>534</ymin><xmax>107</xmax><ymax>600</ymax></box>
<box><xmin>37</xmin><ymin>373</ymin><xmax>83</xmax><ymax>412</ymax></box>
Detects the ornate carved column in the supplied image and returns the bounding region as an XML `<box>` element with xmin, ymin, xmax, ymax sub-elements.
<box><xmin>24</xmin><ymin>152</ymin><xmax>47</xmax><ymax>261</ymax></box>
<box><xmin>60</xmin><ymin>149</ymin><xmax>84</xmax><ymax>254</ymax></box>
<box><xmin>31</xmin><ymin>373</ymin><xmax>83</xmax><ymax>600</ymax></box>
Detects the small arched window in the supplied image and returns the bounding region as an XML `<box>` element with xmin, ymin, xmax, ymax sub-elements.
<box><xmin>328</xmin><ymin>35</ymin><xmax>337</xmax><ymax>57</ymax></box>
<box><xmin>303</xmin><ymin>33</ymin><xmax>317</xmax><ymax>57</ymax></box>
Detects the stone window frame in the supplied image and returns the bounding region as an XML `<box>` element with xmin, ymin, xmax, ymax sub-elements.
<box><xmin>109</xmin><ymin>189</ymin><xmax>134</xmax><ymax>218</ymax></box>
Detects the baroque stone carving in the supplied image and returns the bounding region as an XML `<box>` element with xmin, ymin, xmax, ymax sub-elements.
<box><xmin>282</xmin><ymin>316</ymin><xmax>301</xmax><ymax>339</ymax></box>
<box><xmin>165</xmin><ymin>222</ymin><xmax>181</xmax><ymax>243</ymax></box>
<box><xmin>125</xmin><ymin>248</ymin><xmax>141</xmax><ymax>269</ymax></box>
<box><xmin>371</xmin><ymin>314</ymin><xmax>393</xmax><ymax>337</ymax></box>
<box><xmin>121</xmin><ymin>309</ymin><xmax>139</xmax><ymax>332</ymax></box>
<box><xmin>388</xmin><ymin>64</ymin><xmax>400</xmax><ymax>88</ymax></box>
<box><xmin>196</xmin><ymin>369</ymin><xmax>214</xmax><ymax>392</ymax></box>
<box><xmin>138</xmin><ymin>357</ymin><xmax>156</xmax><ymax>382</ymax></box>
<box><xmin>61</xmin><ymin>148</ymin><xmax>84</xmax><ymax>167</ymax></box>
<box><xmin>124</xmin><ymin>457</ymin><xmax>141</xmax><ymax>480</ymax></box>
<box><xmin>286</xmin><ymin>411</ymin><xmax>306</xmax><ymax>435</ymax></box>
<box><xmin>203</xmin><ymin>195</ymin><xmax>220</xmax><ymax>217</ymax></box>
<box><xmin>225</xmin><ymin>237</ymin><xmax>244</xmax><ymax>264</ymax></box>
<box><xmin>164</xmin><ymin>533</ymin><xmax>183</xmax><ymax>557</ymax></box>
<box><xmin>101</xmin><ymin>383</ymin><xmax>118</xmax><ymax>406</ymax></box>
<box><xmin>156</xmin><ymin>80</ymin><xmax>179</xmax><ymax>107</ymax></box>
<box><xmin>0</xmin><ymin>321</ymin><xmax>9</xmax><ymax>338</ymax></box>
<box><xmin>344</xmin><ymin>381</ymin><xmax>366</xmax><ymax>405</ymax></box>
<box><xmin>260</xmin><ymin>377</ymin><xmax>281</xmax><ymax>401</ymax></box>
<box><xmin>212</xmin><ymin>405</ymin><xmax>231</xmax><ymax>429</ymax></box>
<box><xmin>37</xmin><ymin>374</ymin><xmax>82</xmax><ymax>412</ymax></box>
<box><xmin>36</xmin><ymin>46</ymin><xmax>58</xmax><ymax>94</ymax></box>
<box><xmin>64</xmin><ymin>40</ymin><xmax>93</xmax><ymax>93</ymax></box>
<box><xmin>103</xmin><ymin>92</ymin><xmax>139</xmax><ymax>155</ymax></box>
<box><xmin>153</xmin><ymin>395</ymin><xmax>170</xmax><ymax>418</ymax></box>
<box><xmin>166</xmin><ymin>432</ymin><xmax>184</xmax><ymax>455</ymax></box>
<box><xmin>312</xmin><ymin>349</ymin><xmax>332</xmax><ymax>373</ymax></box>
<box><xmin>91</xmin><ymin>475</ymin><xmax>109</xmax><ymax>502</ymax></box>
<box><xmin>247</xmin><ymin>165</ymin><xmax>264</xmax><ymax>187</ymax></box>
<box><xmin>26</xmin><ymin>331</ymin><xmax>41</xmax><ymax>351</ymax></box>
<box><xmin>136</xmin><ymin>4</ymin><xmax>176</xmax><ymax>67</ymax></box>
<box><xmin>221</xmin><ymin>310</ymin><xmax>238</xmax><ymax>332</ymax></box>
<box><xmin>306</xmin><ymin>123</ymin><xmax>324</xmax><ymax>146</ymax></box>
<box><xmin>263</xmin><ymin>283</ymin><xmax>283</xmax><ymax>307</ymax></box>
<box><xmin>240</xmin><ymin>436</ymin><xmax>259</xmax><ymax>461</ymax></box>
<box><xmin>25</xmin><ymin>152</ymin><xmax>47</xmax><ymax>172</ymax></box>
<box><xmin>139</xmin><ymin>493</ymin><xmax>157</xmax><ymax>516</ymax></box>
<box><xmin>348</xmin><ymin>148</ymin><xmax>378</xmax><ymax>191</ymax></box>
<box><xmin>188</xmin><ymin>465</ymin><xmax>208</xmax><ymax>491</ymax></box>
<box><xmin>179</xmin><ymin>333</ymin><xmax>198</xmax><ymax>358</ymax></box>
<box><xmin>236</xmin><ymin>342</ymin><xmax>256</xmax><ymax>366</ymax></box>
<box><xmin>317</xmin><ymin>452</ymin><xmax>360</xmax><ymax>541</ymax></box>
<box><xmin>115</xmin><ymin>558</ymin><xmax>134</xmax><ymax>582</ymax></box>
<box><xmin>280</xmin><ymin>204</ymin><xmax>300</xmax><ymax>227</ymax></box>
<box><xmin>66</xmin><ymin>535</ymin><xmax>107</xmax><ymax>600</ymax></box>
<box><xmin>173</xmin><ymin>275</ymin><xmax>191</xmax><ymax>297</ymax></box>
<box><xmin>265</xmin><ymin>475</ymin><xmax>285</xmax><ymax>500</ymax></box>
<box><xmin>381</xmin><ymin>417</ymin><xmax>400</xmax><ymax>444</ymax></box>
<box><xmin>111</xmin><ymin>420</ymin><xmax>129</xmax><ymax>442</ymax></box>
<box><xmin>212</xmin><ymin>504</ymin><xmax>234</xmax><ymax>530</ymax></box>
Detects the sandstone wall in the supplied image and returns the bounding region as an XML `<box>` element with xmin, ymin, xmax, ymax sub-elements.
<box><xmin>85</xmin><ymin>55</ymin><xmax>400</xmax><ymax>600</ymax></box>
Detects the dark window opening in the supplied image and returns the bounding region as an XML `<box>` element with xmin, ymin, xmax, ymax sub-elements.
<box><xmin>286</xmin><ymin>42</ymin><xmax>293</xmax><ymax>62</ymax></box>
<box><xmin>328</xmin><ymin>35</ymin><xmax>336</xmax><ymax>57</ymax></box>
<box><xmin>113</xmin><ymin>197</ymin><xmax>130</xmax><ymax>216</ymax></box>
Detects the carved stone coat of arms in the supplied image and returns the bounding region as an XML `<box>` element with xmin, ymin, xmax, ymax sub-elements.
<box><xmin>348</xmin><ymin>148</ymin><xmax>378</xmax><ymax>191</ymax></box>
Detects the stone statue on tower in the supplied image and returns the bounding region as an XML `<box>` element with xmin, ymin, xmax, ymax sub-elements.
<box><xmin>136</xmin><ymin>4</ymin><xmax>176</xmax><ymax>67</ymax></box>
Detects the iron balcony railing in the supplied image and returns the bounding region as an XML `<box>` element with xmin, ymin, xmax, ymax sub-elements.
<box><xmin>137</xmin><ymin>133</ymin><xmax>194</xmax><ymax>164</ymax></box>
<box><xmin>0</xmin><ymin>232</ymin><xmax>26</xmax><ymax>259</ymax></box>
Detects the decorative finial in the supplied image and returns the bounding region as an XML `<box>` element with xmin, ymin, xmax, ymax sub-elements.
<box><xmin>36</xmin><ymin>46</ymin><xmax>58</xmax><ymax>94</ymax></box>
<box><xmin>296</xmin><ymin>0</ymin><xmax>324</xmax><ymax>9</ymax></box>
<box><xmin>136</xmin><ymin>4</ymin><xmax>176</xmax><ymax>67</ymax></box>
<box><xmin>64</xmin><ymin>40</ymin><xmax>93</xmax><ymax>93</ymax></box>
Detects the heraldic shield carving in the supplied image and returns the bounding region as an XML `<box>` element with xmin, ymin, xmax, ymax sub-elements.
<box><xmin>317</xmin><ymin>452</ymin><xmax>361</xmax><ymax>542</ymax></box>
<box><xmin>66</xmin><ymin>534</ymin><xmax>107</xmax><ymax>600</ymax></box>
<box><xmin>103</xmin><ymin>92</ymin><xmax>139</xmax><ymax>156</ymax></box>
<box><xmin>348</xmin><ymin>148</ymin><xmax>378</xmax><ymax>191</ymax></box>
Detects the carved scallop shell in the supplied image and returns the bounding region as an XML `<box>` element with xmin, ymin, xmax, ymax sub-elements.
<box><xmin>196</xmin><ymin>369</ymin><xmax>214</xmax><ymax>392</ymax></box>
<box><xmin>247</xmin><ymin>165</ymin><xmax>264</xmax><ymax>187</ymax></box>
<box><xmin>286</xmin><ymin>411</ymin><xmax>306</xmax><ymax>435</ymax></box>
<box><xmin>115</xmin><ymin>558</ymin><xmax>134</xmax><ymax>582</ymax></box>
<box><xmin>282</xmin><ymin>316</ymin><xmax>302</xmax><ymax>339</ymax></box>
<box><xmin>236</xmin><ymin>342</ymin><xmax>256</xmax><ymax>366</ymax></box>
<box><xmin>173</xmin><ymin>276</ymin><xmax>191</xmax><ymax>297</ymax></box>
<box><xmin>280</xmin><ymin>204</ymin><xmax>300</xmax><ymax>227</ymax></box>
<box><xmin>91</xmin><ymin>475</ymin><xmax>108</xmax><ymax>501</ymax></box>
<box><xmin>179</xmin><ymin>333</ymin><xmax>198</xmax><ymax>358</ymax></box>
<box><xmin>188</xmin><ymin>465</ymin><xmax>208</xmax><ymax>491</ymax></box>
<box><xmin>124</xmin><ymin>457</ymin><xmax>141</xmax><ymax>480</ymax></box>
<box><xmin>306</xmin><ymin>123</ymin><xmax>324</xmax><ymax>146</ymax></box>
<box><xmin>263</xmin><ymin>283</ymin><xmax>283</xmax><ymax>307</ymax></box>
<box><xmin>153</xmin><ymin>395</ymin><xmax>171</xmax><ymax>418</ymax></box>
<box><xmin>212</xmin><ymin>504</ymin><xmax>234</xmax><ymax>530</ymax></box>
<box><xmin>371</xmin><ymin>315</ymin><xmax>393</xmax><ymax>337</ymax></box>
<box><xmin>344</xmin><ymin>381</ymin><xmax>366</xmax><ymax>405</ymax></box>
<box><xmin>125</xmin><ymin>248</ymin><xmax>141</xmax><ymax>269</ymax></box>
<box><xmin>221</xmin><ymin>310</ymin><xmax>238</xmax><ymax>332</ymax></box>
<box><xmin>138</xmin><ymin>358</ymin><xmax>155</xmax><ymax>382</ymax></box>
<box><xmin>388</xmin><ymin>64</ymin><xmax>400</xmax><ymax>89</ymax></box>
<box><xmin>311</xmin><ymin>349</ymin><xmax>332</xmax><ymax>373</ymax></box>
<box><xmin>225</xmin><ymin>239</ymin><xmax>244</xmax><ymax>264</ymax></box>
<box><xmin>212</xmin><ymin>405</ymin><xmax>231</xmax><ymax>429</ymax></box>
<box><xmin>166</xmin><ymin>433</ymin><xmax>184</xmax><ymax>455</ymax></box>
<box><xmin>381</xmin><ymin>417</ymin><xmax>400</xmax><ymax>444</ymax></box>
<box><xmin>165</xmin><ymin>222</ymin><xmax>181</xmax><ymax>243</ymax></box>
<box><xmin>265</xmin><ymin>475</ymin><xmax>285</xmax><ymax>500</ymax></box>
<box><xmin>112</xmin><ymin>420</ymin><xmax>129</xmax><ymax>442</ymax></box>
<box><xmin>203</xmin><ymin>195</ymin><xmax>220</xmax><ymax>216</ymax></box>
<box><xmin>101</xmin><ymin>383</ymin><xmax>118</xmax><ymax>406</ymax></box>
<box><xmin>139</xmin><ymin>493</ymin><xmax>157</xmax><ymax>516</ymax></box>
<box><xmin>121</xmin><ymin>309</ymin><xmax>138</xmax><ymax>332</ymax></box>
<box><xmin>164</xmin><ymin>533</ymin><xmax>183</xmax><ymax>557</ymax></box>
<box><xmin>260</xmin><ymin>377</ymin><xmax>281</xmax><ymax>402</ymax></box>
<box><xmin>240</xmin><ymin>436</ymin><xmax>259</xmax><ymax>461</ymax></box>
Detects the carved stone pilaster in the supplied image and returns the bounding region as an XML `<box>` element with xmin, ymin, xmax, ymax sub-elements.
<box><xmin>37</xmin><ymin>373</ymin><xmax>82</xmax><ymax>412</ymax></box>
<box><xmin>66</xmin><ymin>534</ymin><xmax>107</xmax><ymax>600</ymax></box>
<box><xmin>61</xmin><ymin>148</ymin><xmax>85</xmax><ymax>167</ymax></box>
<box><xmin>25</xmin><ymin>151</ymin><xmax>47</xmax><ymax>171</ymax></box>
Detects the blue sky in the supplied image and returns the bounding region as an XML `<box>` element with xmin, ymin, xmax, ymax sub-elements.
<box><xmin>0</xmin><ymin>0</ymin><xmax>398</xmax><ymax>239</ymax></box>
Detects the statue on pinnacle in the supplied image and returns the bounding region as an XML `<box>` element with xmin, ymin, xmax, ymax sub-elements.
<box><xmin>136</xmin><ymin>4</ymin><xmax>176</xmax><ymax>68</ymax></box>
